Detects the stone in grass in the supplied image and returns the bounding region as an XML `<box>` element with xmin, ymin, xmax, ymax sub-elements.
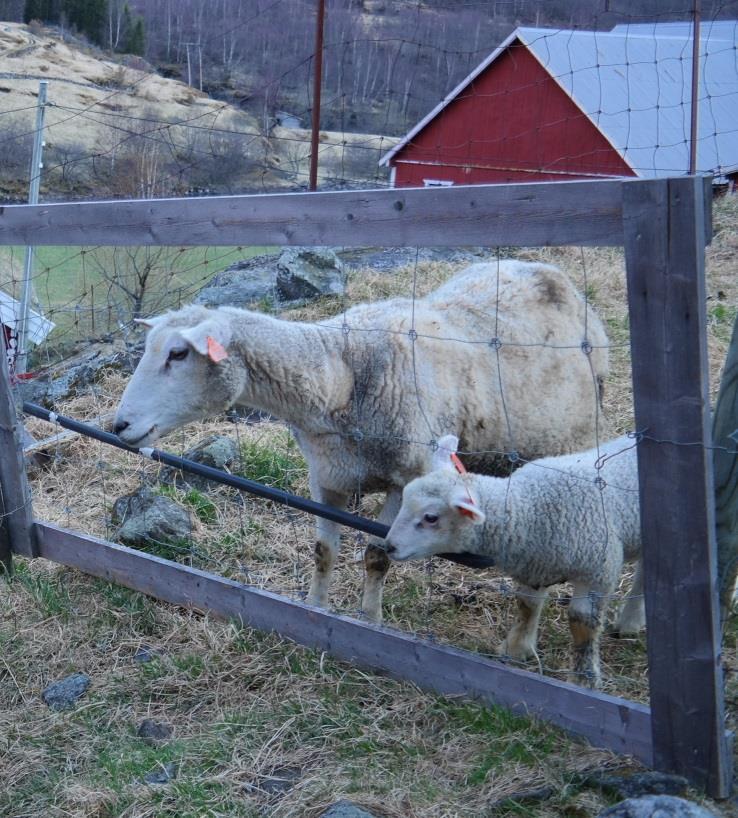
<box><xmin>111</xmin><ymin>486</ymin><xmax>193</xmax><ymax>549</ymax></box>
<box><xmin>247</xmin><ymin>766</ymin><xmax>302</xmax><ymax>796</ymax></box>
<box><xmin>144</xmin><ymin>762</ymin><xmax>178</xmax><ymax>785</ymax></box>
<box><xmin>159</xmin><ymin>434</ymin><xmax>240</xmax><ymax>492</ymax></box>
<box><xmin>137</xmin><ymin>719</ymin><xmax>174</xmax><ymax>744</ymax></box>
<box><xmin>587</xmin><ymin>771</ymin><xmax>689</xmax><ymax>800</ymax></box>
<box><xmin>133</xmin><ymin>645</ymin><xmax>156</xmax><ymax>663</ymax></box>
<box><xmin>42</xmin><ymin>672</ymin><xmax>91</xmax><ymax>711</ymax></box>
<box><xmin>320</xmin><ymin>801</ymin><xmax>380</xmax><ymax>818</ymax></box>
<box><xmin>597</xmin><ymin>795</ymin><xmax>717</xmax><ymax>818</ymax></box>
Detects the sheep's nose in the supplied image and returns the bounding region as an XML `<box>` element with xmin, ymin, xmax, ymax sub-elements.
<box><xmin>384</xmin><ymin>543</ymin><xmax>396</xmax><ymax>556</ymax></box>
<box><xmin>113</xmin><ymin>419</ymin><xmax>130</xmax><ymax>436</ymax></box>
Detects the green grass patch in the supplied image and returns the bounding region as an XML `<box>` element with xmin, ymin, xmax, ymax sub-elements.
<box><xmin>0</xmin><ymin>245</ymin><xmax>274</xmax><ymax>343</ymax></box>
<box><xmin>237</xmin><ymin>433</ymin><xmax>307</xmax><ymax>491</ymax></box>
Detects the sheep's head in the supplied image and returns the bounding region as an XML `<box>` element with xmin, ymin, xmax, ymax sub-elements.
<box><xmin>385</xmin><ymin>435</ymin><xmax>485</xmax><ymax>562</ymax></box>
<box><xmin>113</xmin><ymin>307</ymin><xmax>246</xmax><ymax>447</ymax></box>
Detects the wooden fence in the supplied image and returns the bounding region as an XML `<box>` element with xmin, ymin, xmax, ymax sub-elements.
<box><xmin>0</xmin><ymin>176</ymin><xmax>731</xmax><ymax>797</ymax></box>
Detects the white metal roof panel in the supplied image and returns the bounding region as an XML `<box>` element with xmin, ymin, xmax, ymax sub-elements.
<box><xmin>0</xmin><ymin>290</ymin><xmax>55</xmax><ymax>345</ymax></box>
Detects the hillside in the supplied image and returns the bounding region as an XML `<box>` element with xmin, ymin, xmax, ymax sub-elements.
<box><xmin>0</xmin><ymin>22</ymin><xmax>396</xmax><ymax>201</ymax></box>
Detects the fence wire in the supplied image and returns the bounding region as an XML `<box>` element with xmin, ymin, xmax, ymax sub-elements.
<box><xmin>1</xmin><ymin>0</ymin><xmax>737</xmax><ymax>701</ymax></box>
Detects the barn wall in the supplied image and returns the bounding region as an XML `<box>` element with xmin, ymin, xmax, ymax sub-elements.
<box><xmin>392</xmin><ymin>41</ymin><xmax>636</xmax><ymax>187</ymax></box>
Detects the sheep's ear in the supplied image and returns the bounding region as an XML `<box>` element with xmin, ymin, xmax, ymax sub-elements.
<box><xmin>179</xmin><ymin>320</ymin><xmax>231</xmax><ymax>362</ymax></box>
<box><xmin>450</xmin><ymin>486</ymin><xmax>485</xmax><ymax>525</ymax></box>
<box><xmin>432</xmin><ymin>434</ymin><xmax>459</xmax><ymax>472</ymax></box>
<box><xmin>134</xmin><ymin>316</ymin><xmax>164</xmax><ymax>330</ymax></box>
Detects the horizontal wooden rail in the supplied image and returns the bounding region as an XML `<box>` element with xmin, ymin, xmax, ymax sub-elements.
<box><xmin>0</xmin><ymin>180</ymin><xmax>627</xmax><ymax>247</ymax></box>
<box><xmin>34</xmin><ymin>520</ymin><xmax>653</xmax><ymax>764</ymax></box>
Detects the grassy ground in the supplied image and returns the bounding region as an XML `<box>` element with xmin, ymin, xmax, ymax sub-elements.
<box><xmin>0</xmin><ymin>244</ymin><xmax>273</xmax><ymax>342</ymax></box>
<box><xmin>3</xmin><ymin>195</ymin><xmax>738</xmax><ymax>816</ymax></box>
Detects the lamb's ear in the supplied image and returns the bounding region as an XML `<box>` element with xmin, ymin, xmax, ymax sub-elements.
<box><xmin>432</xmin><ymin>434</ymin><xmax>460</xmax><ymax>472</ymax></box>
<box><xmin>179</xmin><ymin>320</ymin><xmax>231</xmax><ymax>362</ymax></box>
<box><xmin>450</xmin><ymin>486</ymin><xmax>485</xmax><ymax>525</ymax></box>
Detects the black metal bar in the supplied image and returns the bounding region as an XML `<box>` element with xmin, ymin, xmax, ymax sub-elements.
<box><xmin>23</xmin><ymin>402</ymin><xmax>390</xmax><ymax>538</ymax></box>
<box><xmin>22</xmin><ymin>402</ymin><xmax>495</xmax><ymax>569</ymax></box>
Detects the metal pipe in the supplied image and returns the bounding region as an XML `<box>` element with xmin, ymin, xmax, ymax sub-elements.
<box><xmin>22</xmin><ymin>402</ymin><xmax>495</xmax><ymax>568</ymax></box>
<box><xmin>17</xmin><ymin>81</ymin><xmax>48</xmax><ymax>375</ymax></box>
<box><xmin>308</xmin><ymin>0</ymin><xmax>326</xmax><ymax>191</ymax></box>
<box><xmin>689</xmin><ymin>0</ymin><xmax>701</xmax><ymax>175</ymax></box>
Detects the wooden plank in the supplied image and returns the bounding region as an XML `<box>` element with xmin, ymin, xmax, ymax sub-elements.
<box><xmin>0</xmin><ymin>350</ymin><xmax>36</xmax><ymax>564</ymax></box>
<box><xmin>34</xmin><ymin>520</ymin><xmax>653</xmax><ymax>764</ymax></box>
<box><xmin>713</xmin><ymin>313</ymin><xmax>738</xmax><ymax>623</ymax></box>
<box><xmin>0</xmin><ymin>179</ymin><xmax>626</xmax><ymax>248</ymax></box>
<box><xmin>622</xmin><ymin>175</ymin><xmax>731</xmax><ymax>797</ymax></box>
<box><xmin>23</xmin><ymin>412</ymin><xmax>114</xmax><ymax>455</ymax></box>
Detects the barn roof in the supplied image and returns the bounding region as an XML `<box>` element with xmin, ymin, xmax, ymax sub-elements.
<box><xmin>380</xmin><ymin>22</ymin><xmax>738</xmax><ymax>180</ymax></box>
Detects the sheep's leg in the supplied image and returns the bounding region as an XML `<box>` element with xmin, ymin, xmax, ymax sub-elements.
<box><xmin>361</xmin><ymin>489</ymin><xmax>402</xmax><ymax>623</ymax></box>
<box><xmin>613</xmin><ymin>560</ymin><xmax>646</xmax><ymax>636</ymax></box>
<box><xmin>306</xmin><ymin>486</ymin><xmax>350</xmax><ymax>609</ymax></box>
<box><xmin>496</xmin><ymin>585</ymin><xmax>548</xmax><ymax>661</ymax></box>
<box><xmin>568</xmin><ymin>583</ymin><xmax>609</xmax><ymax>688</ymax></box>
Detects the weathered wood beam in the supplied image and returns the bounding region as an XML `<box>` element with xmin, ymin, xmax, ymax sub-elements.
<box><xmin>0</xmin><ymin>180</ymin><xmax>627</xmax><ymax>248</ymax></box>
<box><xmin>34</xmin><ymin>520</ymin><xmax>653</xmax><ymax>764</ymax></box>
<box><xmin>623</xmin><ymin>175</ymin><xmax>731</xmax><ymax>797</ymax></box>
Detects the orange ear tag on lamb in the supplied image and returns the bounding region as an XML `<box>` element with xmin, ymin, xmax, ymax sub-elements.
<box><xmin>450</xmin><ymin>451</ymin><xmax>476</xmax><ymax>516</ymax></box>
<box><xmin>206</xmin><ymin>336</ymin><xmax>228</xmax><ymax>363</ymax></box>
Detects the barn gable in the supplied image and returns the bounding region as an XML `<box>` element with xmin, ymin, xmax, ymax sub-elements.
<box><xmin>385</xmin><ymin>36</ymin><xmax>634</xmax><ymax>186</ymax></box>
<box><xmin>382</xmin><ymin>23</ymin><xmax>738</xmax><ymax>186</ymax></box>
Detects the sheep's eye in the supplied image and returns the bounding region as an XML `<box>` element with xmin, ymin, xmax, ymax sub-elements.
<box><xmin>423</xmin><ymin>513</ymin><xmax>439</xmax><ymax>525</ymax></box>
<box><xmin>168</xmin><ymin>348</ymin><xmax>189</xmax><ymax>362</ymax></box>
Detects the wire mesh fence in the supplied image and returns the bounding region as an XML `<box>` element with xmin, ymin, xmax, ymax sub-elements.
<box><xmin>0</xmin><ymin>1</ymin><xmax>736</xmax><ymax>801</ymax></box>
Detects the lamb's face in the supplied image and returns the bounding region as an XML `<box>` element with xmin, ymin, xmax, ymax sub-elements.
<box><xmin>113</xmin><ymin>311</ymin><xmax>245</xmax><ymax>447</ymax></box>
<box><xmin>385</xmin><ymin>471</ymin><xmax>485</xmax><ymax>562</ymax></box>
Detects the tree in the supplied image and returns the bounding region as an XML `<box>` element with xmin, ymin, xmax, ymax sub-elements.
<box><xmin>63</xmin><ymin>0</ymin><xmax>108</xmax><ymax>45</ymax></box>
<box><xmin>23</xmin><ymin>0</ymin><xmax>60</xmax><ymax>23</ymax></box>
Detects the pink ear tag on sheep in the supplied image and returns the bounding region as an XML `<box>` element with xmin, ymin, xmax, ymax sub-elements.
<box><xmin>206</xmin><ymin>336</ymin><xmax>228</xmax><ymax>363</ymax></box>
<box><xmin>450</xmin><ymin>451</ymin><xmax>477</xmax><ymax>518</ymax></box>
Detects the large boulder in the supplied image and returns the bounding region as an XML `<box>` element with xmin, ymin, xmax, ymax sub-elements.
<box><xmin>194</xmin><ymin>247</ymin><xmax>345</xmax><ymax>309</ymax></box>
<box><xmin>275</xmin><ymin>247</ymin><xmax>344</xmax><ymax>302</ymax></box>
<box><xmin>111</xmin><ymin>486</ymin><xmax>193</xmax><ymax>548</ymax></box>
<box><xmin>194</xmin><ymin>253</ymin><xmax>280</xmax><ymax>308</ymax></box>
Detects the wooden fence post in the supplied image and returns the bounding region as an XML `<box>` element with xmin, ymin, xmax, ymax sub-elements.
<box><xmin>622</xmin><ymin>175</ymin><xmax>731</xmax><ymax>797</ymax></box>
<box><xmin>0</xmin><ymin>341</ymin><xmax>36</xmax><ymax>571</ymax></box>
<box><xmin>713</xmin><ymin>313</ymin><xmax>738</xmax><ymax>623</ymax></box>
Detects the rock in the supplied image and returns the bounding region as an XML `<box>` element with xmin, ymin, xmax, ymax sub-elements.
<box><xmin>275</xmin><ymin>247</ymin><xmax>345</xmax><ymax>303</ymax></box>
<box><xmin>159</xmin><ymin>434</ymin><xmax>240</xmax><ymax>491</ymax></box>
<box><xmin>20</xmin><ymin>339</ymin><xmax>141</xmax><ymax>408</ymax></box>
<box><xmin>255</xmin><ymin>766</ymin><xmax>301</xmax><ymax>795</ymax></box>
<box><xmin>144</xmin><ymin>762</ymin><xmax>178</xmax><ymax>785</ymax></box>
<box><xmin>137</xmin><ymin>719</ymin><xmax>174</xmax><ymax>743</ymax></box>
<box><xmin>194</xmin><ymin>253</ymin><xmax>280</xmax><ymax>308</ymax></box>
<box><xmin>337</xmin><ymin>246</ymin><xmax>488</xmax><ymax>273</ymax></box>
<box><xmin>111</xmin><ymin>486</ymin><xmax>193</xmax><ymax>548</ymax></box>
<box><xmin>320</xmin><ymin>801</ymin><xmax>379</xmax><ymax>818</ymax></box>
<box><xmin>133</xmin><ymin>645</ymin><xmax>156</xmax><ymax>663</ymax></box>
<box><xmin>597</xmin><ymin>795</ymin><xmax>718</xmax><ymax>818</ymax></box>
<box><xmin>586</xmin><ymin>771</ymin><xmax>689</xmax><ymax>800</ymax></box>
<box><xmin>42</xmin><ymin>672</ymin><xmax>91</xmax><ymax>710</ymax></box>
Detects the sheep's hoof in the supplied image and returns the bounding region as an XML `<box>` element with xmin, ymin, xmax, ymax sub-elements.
<box><xmin>496</xmin><ymin>639</ymin><xmax>536</xmax><ymax>662</ymax></box>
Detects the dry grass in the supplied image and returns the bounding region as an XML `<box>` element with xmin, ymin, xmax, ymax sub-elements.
<box><xmin>4</xmin><ymin>195</ymin><xmax>738</xmax><ymax>817</ymax></box>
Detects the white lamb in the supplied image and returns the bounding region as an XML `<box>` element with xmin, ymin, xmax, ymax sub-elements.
<box><xmin>113</xmin><ymin>260</ymin><xmax>609</xmax><ymax>622</ymax></box>
<box><xmin>384</xmin><ymin>434</ymin><xmax>643</xmax><ymax>687</ymax></box>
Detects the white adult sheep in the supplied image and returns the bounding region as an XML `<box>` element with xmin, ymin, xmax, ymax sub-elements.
<box><xmin>113</xmin><ymin>260</ymin><xmax>609</xmax><ymax>622</ymax></box>
<box><xmin>384</xmin><ymin>434</ymin><xmax>643</xmax><ymax>687</ymax></box>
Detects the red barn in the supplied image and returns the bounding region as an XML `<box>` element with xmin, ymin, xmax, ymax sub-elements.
<box><xmin>380</xmin><ymin>23</ymin><xmax>738</xmax><ymax>187</ymax></box>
